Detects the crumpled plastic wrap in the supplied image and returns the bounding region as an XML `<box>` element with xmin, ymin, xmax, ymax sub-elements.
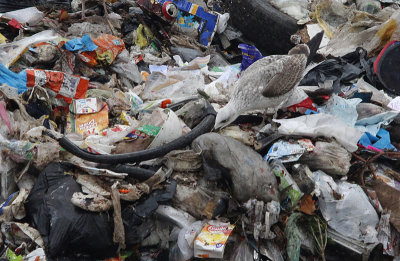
<box><xmin>274</xmin><ymin>113</ymin><xmax>364</xmax><ymax>152</ymax></box>
<box><xmin>3</xmin><ymin>7</ymin><xmax>44</xmax><ymax>26</ymax></box>
<box><xmin>323</xmin><ymin>7</ymin><xmax>400</xmax><ymax>57</ymax></box>
<box><xmin>313</xmin><ymin>170</ymin><xmax>379</xmax><ymax>243</ymax></box>
<box><xmin>143</xmin><ymin>70</ymin><xmax>205</xmax><ymax>100</ymax></box>
<box><xmin>0</xmin><ymin>30</ymin><xmax>59</xmax><ymax>68</ymax></box>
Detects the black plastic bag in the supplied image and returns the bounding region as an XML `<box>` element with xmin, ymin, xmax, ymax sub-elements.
<box><xmin>26</xmin><ymin>162</ymin><xmax>177</xmax><ymax>258</ymax></box>
<box><xmin>26</xmin><ymin>162</ymin><xmax>117</xmax><ymax>259</ymax></box>
<box><xmin>123</xmin><ymin>180</ymin><xmax>177</xmax><ymax>246</ymax></box>
<box><xmin>300</xmin><ymin>49</ymin><xmax>364</xmax><ymax>93</ymax></box>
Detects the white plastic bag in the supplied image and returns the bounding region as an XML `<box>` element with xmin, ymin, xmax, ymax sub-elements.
<box><xmin>177</xmin><ymin>221</ymin><xmax>204</xmax><ymax>261</ymax></box>
<box><xmin>3</xmin><ymin>7</ymin><xmax>44</xmax><ymax>26</ymax></box>
<box><xmin>143</xmin><ymin>70</ymin><xmax>205</xmax><ymax>100</ymax></box>
<box><xmin>111</xmin><ymin>49</ymin><xmax>142</xmax><ymax>84</ymax></box>
<box><xmin>0</xmin><ymin>30</ymin><xmax>59</xmax><ymax>68</ymax></box>
<box><xmin>318</xmin><ymin>95</ymin><xmax>361</xmax><ymax>127</ymax></box>
<box><xmin>313</xmin><ymin>170</ymin><xmax>379</xmax><ymax>243</ymax></box>
<box><xmin>230</xmin><ymin>239</ymin><xmax>253</xmax><ymax>261</ymax></box>
<box><xmin>84</xmin><ymin>125</ymin><xmax>137</xmax><ymax>154</ymax></box>
<box><xmin>274</xmin><ymin>113</ymin><xmax>364</xmax><ymax>152</ymax></box>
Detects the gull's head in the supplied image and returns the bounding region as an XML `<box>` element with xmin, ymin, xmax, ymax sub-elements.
<box><xmin>214</xmin><ymin>104</ymin><xmax>239</xmax><ymax>130</ymax></box>
<box><xmin>288</xmin><ymin>44</ymin><xmax>310</xmax><ymax>56</ymax></box>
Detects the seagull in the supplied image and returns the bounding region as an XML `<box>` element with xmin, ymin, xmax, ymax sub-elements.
<box><xmin>214</xmin><ymin>32</ymin><xmax>324</xmax><ymax>130</ymax></box>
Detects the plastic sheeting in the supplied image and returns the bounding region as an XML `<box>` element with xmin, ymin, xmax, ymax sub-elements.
<box><xmin>274</xmin><ymin>113</ymin><xmax>364</xmax><ymax>152</ymax></box>
<box><xmin>313</xmin><ymin>170</ymin><xmax>379</xmax><ymax>243</ymax></box>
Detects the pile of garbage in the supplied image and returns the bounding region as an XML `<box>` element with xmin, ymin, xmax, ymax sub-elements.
<box><xmin>3</xmin><ymin>0</ymin><xmax>400</xmax><ymax>260</ymax></box>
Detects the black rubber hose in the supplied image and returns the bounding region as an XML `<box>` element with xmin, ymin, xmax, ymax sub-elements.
<box><xmin>55</xmin><ymin>102</ymin><xmax>217</xmax><ymax>164</ymax></box>
<box><xmin>99</xmin><ymin>164</ymin><xmax>155</xmax><ymax>181</ymax></box>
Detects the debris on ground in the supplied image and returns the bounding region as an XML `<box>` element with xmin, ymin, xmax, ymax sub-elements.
<box><xmin>2</xmin><ymin>0</ymin><xmax>400</xmax><ymax>260</ymax></box>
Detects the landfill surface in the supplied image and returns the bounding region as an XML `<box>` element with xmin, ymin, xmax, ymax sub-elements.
<box><xmin>2</xmin><ymin>0</ymin><xmax>400</xmax><ymax>260</ymax></box>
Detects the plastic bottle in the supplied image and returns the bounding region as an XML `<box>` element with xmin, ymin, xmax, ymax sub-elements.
<box><xmin>270</xmin><ymin>160</ymin><xmax>303</xmax><ymax>208</ymax></box>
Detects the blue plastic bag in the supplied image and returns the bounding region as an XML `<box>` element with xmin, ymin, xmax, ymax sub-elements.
<box><xmin>64</xmin><ymin>34</ymin><xmax>98</xmax><ymax>52</ymax></box>
<box><xmin>359</xmin><ymin>129</ymin><xmax>397</xmax><ymax>151</ymax></box>
<box><xmin>0</xmin><ymin>63</ymin><xmax>27</xmax><ymax>94</ymax></box>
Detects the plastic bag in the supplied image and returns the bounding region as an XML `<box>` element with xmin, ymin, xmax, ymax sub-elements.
<box><xmin>84</xmin><ymin>125</ymin><xmax>137</xmax><ymax>154</ymax></box>
<box><xmin>26</xmin><ymin>69</ymin><xmax>89</xmax><ymax>103</ymax></box>
<box><xmin>0</xmin><ymin>30</ymin><xmax>59</xmax><ymax>68</ymax></box>
<box><xmin>204</xmin><ymin>66</ymin><xmax>239</xmax><ymax>99</ymax></box>
<box><xmin>177</xmin><ymin>221</ymin><xmax>204</xmax><ymax>261</ymax></box>
<box><xmin>143</xmin><ymin>70</ymin><xmax>204</xmax><ymax>100</ymax></box>
<box><xmin>313</xmin><ymin>170</ymin><xmax>379</xmax><ymax>243</ymax></box>
<box><xmin>111</xmin><ymin>49</ymin><xmax>143</xmax><ymax>84</ymax></box>
<box><xmin>314</xmin><ymin>0</ymin><xmax>354</xmax><ymax>38</ymax></box>
<box><xmin>67</xmin><ymin>22</ymin><xmax>113</xmax><ymax>37</ymax></box>
<box><xmin>355</xmin><ymin>111</ymin><xmax>399</xmax><ymax>136</ymax></box>
<box><xmin>77</xmin><ymin>34</ymin><xmax>125</xmax><ymax>67</ymax></box>
<box><xmin>359</xmin><ymin>128</ymin><xmax>396</xmax><ymax>151</ymax></box>
<box><xmin>192</xmin><ymin>133</ymin><xmax>279</xmax><ymax>203</ymax></box>
<box><xmin>318</xmin><ymin>95</ymin><xmax>361</xmax><ymax>127</ymax></box>
<box><xmin>300</xmin><ymin>58</ymin><xmax>363</xmax><ymax>93</ymax></box>
<box><xmin>323</xmin><ymin>7</ymin><xmax>400</xmax><ymax>57</ymax></box>
<box><xmin>170</xmin><ymin>46</ymin><xmax>203</xmax><ymax>63</ymax></box>
<box><xmin>123</xmin><ymin>180</ymin><xmax>177</xmax><ymax>247</ymax></box>
<box><xmin>172</xmin><ymin>183</ymin><xmax>229</xmax><ymax>219</ymax></box>
<box><xmin>0</xmin><ymin>64</ymin><xmax>27</xmax><ymax>94</ymax></box>
<box><xmin>0</xmin><ymin>189</ymin><xmax>29</xmax><ymax>222</ymax></box>
<box><xmin>1</xmin><ymin>222</ymin><xmax>44</xmax><ymax>249</ymax></box>
<box><xmin>0</xmin><ymin>155</ymin><xmax>17</xmax><ymax>201</ymax></box>
<box><xmin>285</xmin><ymin>213</ymin><xmax>325</xmax><ymax>261</ymax></box>
<box><xmin>26</xmin><ymin>162</ymin><xmax>117</xmax><ymax>258</ymax></box>
<box><xmin>64</xmin><ymin>34</ymin><xmax>98</xmax><ymax>52</ymax></box>
<box><xmin>265</xmin><ymin>140</ymin><xmax>306</xmax><ymax>163</ymax></box>
<box><xmin>238</xmin><ymin>44</ymin><xmax>263</xmax><ymax>71</ymax></box>
<box><xmin>356</xmin><ymin>77</ymin><xmax>393</xmax><ymax>106</ymax></box>
<box><xmin>0</xmin><ymin>133</ymin><xmax>35</xmax><ymax>160</ymax></box>
<box><xmin>274</xmin><ymin>113</ymin><xmax>364</xmax><ymax>152</ymax></box>
<box><xmin>3</xmin><ymin>7</ymin><xmax>44</xmax><ymax>26</ymax></box>
<box><xmin>25</xmin><ymin>248</ymin><xmax>45</xmax><ymax>261</ymax></box>
<box><xmin>299</xmin><ymin>141</ymin><xmax>352</xmax><ymax>176</ymax></box>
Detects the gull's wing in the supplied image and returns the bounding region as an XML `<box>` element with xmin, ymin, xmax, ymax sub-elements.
<box><xmin>233</xmin><ymin>55</ymin><xmax>286</xmax><ymax>98</ymax></box>
<box><xmin>261</xmin><ymin>55</ymin><xmax>307</xmax><ymax>97</ymax></box>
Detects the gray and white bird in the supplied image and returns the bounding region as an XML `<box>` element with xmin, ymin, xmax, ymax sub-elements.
<box><xmin>214</xmin><ymin>32</ymin><xmax>324</xmax><ymax>130</ymax></box>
